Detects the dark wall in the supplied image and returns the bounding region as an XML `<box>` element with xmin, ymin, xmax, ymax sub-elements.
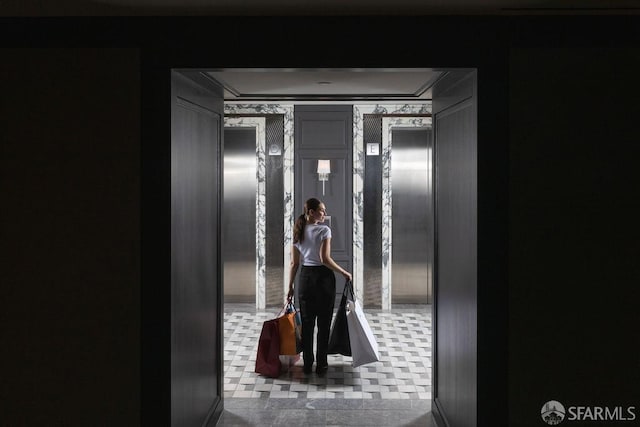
<box><xmin>1</xmin><ymin>16</ymin><xmax>639</xmax><ymax>427</ymax></box>
<box><xmin>0</xmin><ymin>48</ymin><xmax>141</xmax><ymax>425</ymax></box>
<box><xmin>508</xmin><ymin>46</ymin><xmax>640</xmax><ymax>426</ymax></box>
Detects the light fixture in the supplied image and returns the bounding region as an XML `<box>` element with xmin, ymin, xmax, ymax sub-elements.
<box><xmin>317</xmin><ymin>159</ymin><xmax>331</xmax><ymax>196</ymax></box>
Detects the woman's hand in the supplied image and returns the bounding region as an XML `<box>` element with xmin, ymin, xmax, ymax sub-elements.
<box><xmin>287</xmin><ymin>284</ymin><xmax>294</xmax><ymax>300</ymax></box>
<box><xmin>342</xmin><ymin>271</ymin><xmax>352</xmax><ymax>282</ymax></box>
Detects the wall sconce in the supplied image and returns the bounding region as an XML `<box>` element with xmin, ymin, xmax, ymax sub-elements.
<box><xmin>317</xmin><ymin>159</ymin><xmax>331</xmax><ymax>196</ymax></box>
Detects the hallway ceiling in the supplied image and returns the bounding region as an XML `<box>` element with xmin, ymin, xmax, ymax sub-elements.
<box><xmin>3</xmin><ymin>0</ymin><xmax>638</xmax><ymax>15</ymax></box>
<box><xmin>206</xmin><ymin>69</ymin><xmax>443</xmax><ymax>102</ymax></box>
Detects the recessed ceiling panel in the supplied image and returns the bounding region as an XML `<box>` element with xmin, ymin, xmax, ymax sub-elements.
<box><xmin>206</xmin><ymin>68</ymin><xmax>443</xmax><ymax>101</ymax></box>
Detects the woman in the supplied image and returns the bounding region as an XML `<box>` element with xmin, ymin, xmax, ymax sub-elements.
<box><xmin>288</xmin><ymin>197</ymin><xmax>352</xmax><ymax>376</ymax></box>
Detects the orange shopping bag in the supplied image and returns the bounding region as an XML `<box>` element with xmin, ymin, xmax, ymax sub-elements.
<box><xmin>278</xmin><ymin>299</ymin><xmax>300</xmax><ymax>356</ymax></box>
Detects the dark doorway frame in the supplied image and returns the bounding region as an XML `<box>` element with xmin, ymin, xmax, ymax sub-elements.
<box><xmin>142</xmin><ymin>16</ymin><xmax>508</xmax><ymax>427</ymax></box>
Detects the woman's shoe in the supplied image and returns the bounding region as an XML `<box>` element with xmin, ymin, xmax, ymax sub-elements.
<box><xmin>303</xmin><ymin>365</ymin><xmax>313</xmax><ymax>374</ymax></box>
<box><xmin>315</xmin><ymin>365</ymin><xmax>328</xmax><ymax>376</ymax></box>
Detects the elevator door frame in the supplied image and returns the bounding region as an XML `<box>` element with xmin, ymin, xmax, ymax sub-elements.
<box><xmin>382</xmin><ymin>117</ymin><xmax>433</xmax><ymax>309</ymax></box>
<box><xmin>223</xmin><ymin>117</ymin><xmax>266</xmax><ymax>308</ymax></box>
<box><xmin>224</xmin><ymin>105</ymin><xmax>296</xmax><ymax>307</ymax></box>
<box><xmin>352</xmin><ymin>104</ymin><xmax>433</xmax><ymax>306</ymax></box>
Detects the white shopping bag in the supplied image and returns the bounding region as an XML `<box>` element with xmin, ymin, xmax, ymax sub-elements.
<box><xmin>346</xmin><ymin>299</ymin><xmax>380</xmax><ymax>367</ymax></box>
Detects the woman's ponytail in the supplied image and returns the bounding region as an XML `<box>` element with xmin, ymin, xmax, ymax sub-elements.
<box><xmin>293</xmin><ymin>198</ymin><xmax>321</xmax><ymax>243</ymax></box>
<box><xmin>293</xmin><ymin>214</ymin><xmax>307</xmax><ymax>243</ymax></box>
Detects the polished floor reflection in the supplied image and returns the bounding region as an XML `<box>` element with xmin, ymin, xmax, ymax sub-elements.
<box><xmin>218</xmin><ymin>397</ymin><xmax>434</xmax><ymax>426</ymax></box>
<box><xmin>220</xmin><ymin>303</ymin><xmax>433</xmax><ymax>426</ymax></box>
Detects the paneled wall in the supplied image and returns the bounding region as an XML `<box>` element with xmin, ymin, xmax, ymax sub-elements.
<box><xmin>433</xmin><ymin>71</ymin><xmax>478</xmax><ymax>427</ymax></box>
<box><xmin>170</xmin><ymin>72</ymin><xmax>223</xmax><ymax>426</ymax></box>
<box><xmin>295</xmin><ymin>105</ymin><xmax>353</xmax><ymax>299</ymax></box>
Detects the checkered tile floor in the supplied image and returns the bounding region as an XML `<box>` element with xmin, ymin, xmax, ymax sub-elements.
<box><xmin>224</xmin><ymin>303</ymin><xmax>432</xmax><ymax>400</ymax></box>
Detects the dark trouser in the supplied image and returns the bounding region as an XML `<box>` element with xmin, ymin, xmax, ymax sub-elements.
<box><xmin>298</xmin><ymin>265</ymin><xmax>336</xmax><ymax>368</ymax></box>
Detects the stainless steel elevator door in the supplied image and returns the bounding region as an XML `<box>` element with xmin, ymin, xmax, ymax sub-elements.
<box><xmin>391</xmin><ymin>128</ymin><xmax>433</xmax><ymax>304</ymax></box>
<box><xmin>223</xmin><ymin>128</ymin><xmax>256</xmax><ymax>302</ymax></box>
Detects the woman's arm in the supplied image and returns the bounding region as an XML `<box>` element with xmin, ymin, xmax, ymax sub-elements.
<box><xmin>287</xmin><ymin>245</ymin><xmax>300</xmax><ymax>299</ymax></box>
<box><xmin>320</xmin><ymin>238</ymin><xmax>352</xmax><ymax>282</ymax></box>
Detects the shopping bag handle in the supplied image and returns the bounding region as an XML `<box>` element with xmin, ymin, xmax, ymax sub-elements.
<box><xmin>342</xmin><ymin>279</ymin><xmax>356</xmax><ymax>301</ymax></box>
<box><xmin>276</xmin><ymin>296</ymin><xmax>298</xmax><ymax>317</ymax></box>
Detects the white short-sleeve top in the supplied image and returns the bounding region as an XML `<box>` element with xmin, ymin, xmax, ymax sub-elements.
<box><xmin>294</xmin><ymin>223</ymin><xmax>332</xmax><ymax>266</ymax></box>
